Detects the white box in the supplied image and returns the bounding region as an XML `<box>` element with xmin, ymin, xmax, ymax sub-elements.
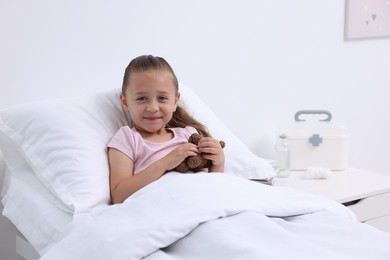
<box><xmin>279</xmin><ymin>110</ymin><xmax>350</xmax><ymax>171</ymax></box>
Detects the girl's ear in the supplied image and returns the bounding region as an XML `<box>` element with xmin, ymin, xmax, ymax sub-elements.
<box><xmin>120</xmin><ymin>93</ymin><xmax>129</xmax><ymax>112</ymax></box>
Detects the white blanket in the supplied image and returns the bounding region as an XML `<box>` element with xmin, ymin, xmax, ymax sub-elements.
<box><xmin>41</xmin><ymin>173</ymin><xmax>390</xmax><ymax>260</ymax></box>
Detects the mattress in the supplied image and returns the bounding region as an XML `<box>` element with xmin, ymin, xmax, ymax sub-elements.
<box><xmin>1</xmin><ymin>161</ymin><xmax>72</xmax><ymax>255</ymax></box>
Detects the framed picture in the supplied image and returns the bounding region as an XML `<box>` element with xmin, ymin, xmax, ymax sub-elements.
<box><xmin>345</xmin><ymin>0</ymin><xmax>390</xmax><ymax>40</ymax></box>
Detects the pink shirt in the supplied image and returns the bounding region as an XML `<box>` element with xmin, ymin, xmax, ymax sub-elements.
<box><xmin>108</xmin><ymin>126</ymin><xmax>197</xmax><ymax>174</ymax></box>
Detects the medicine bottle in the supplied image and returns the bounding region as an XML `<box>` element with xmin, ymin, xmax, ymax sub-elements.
<box><xmin>275</xmin><ymin>134</ymin><xmax>290</xmax><ymax>177</ymax></box>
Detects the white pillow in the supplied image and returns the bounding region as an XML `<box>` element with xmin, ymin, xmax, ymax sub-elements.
<box><xmin>179</xmin><ymin>84</ymin><xmax>275</xmax><ymax>180</ymax></box>
<box><xmin>0</xmin><ymin>85</ymin><xmax>274</xmax><ymax>215</ymax></box>
<box><xmin>0</xmin><ymin>89</ymin><xmax>128</xmax><ymax>214</ymax></box>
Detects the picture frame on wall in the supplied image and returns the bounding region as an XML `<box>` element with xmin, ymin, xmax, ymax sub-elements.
<box><xmin>345</xmin><ymin>0</ymin><xmax>390</xmax><ymax>40</ymax></box>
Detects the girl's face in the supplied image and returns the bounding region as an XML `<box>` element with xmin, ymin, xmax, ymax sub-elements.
<box><xmin>120</xmin><ymin>69</ymin><xmax>180</xmax><ymax>136</ymax></box>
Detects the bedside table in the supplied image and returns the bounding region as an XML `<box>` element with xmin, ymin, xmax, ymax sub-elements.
<box><xmin>273</xmin><ymin>168</ymin><xmax>390</xmax><ymax>232</ymax></box>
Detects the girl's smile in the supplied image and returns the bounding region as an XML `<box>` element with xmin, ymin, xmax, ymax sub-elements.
<box><xmin>144</xmin><ymin>116</ymin><xmax>162</xmax><ymax>121</ymax></box>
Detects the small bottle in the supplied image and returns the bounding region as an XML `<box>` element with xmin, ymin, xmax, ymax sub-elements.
<box><xmin>275</xmin><ymin>134</ymin><xmax>290</xmax><ymax>177</ymax></box>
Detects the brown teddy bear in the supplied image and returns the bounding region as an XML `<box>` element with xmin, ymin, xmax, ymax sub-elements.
<box><xmin>175</xmin><ymin>133</ymin><xmax>225</xmax><ymax>173</ymax></box>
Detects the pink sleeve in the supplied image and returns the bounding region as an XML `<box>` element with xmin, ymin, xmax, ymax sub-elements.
<box><xmin>186</xmin><ymin>126</ymin><xmax>198</xmax><ymax>136</ymax></box>
<box><xmin>107</xmin><ymin>127</ymin><xmax>135</xmax><ymax>161</ymax></box>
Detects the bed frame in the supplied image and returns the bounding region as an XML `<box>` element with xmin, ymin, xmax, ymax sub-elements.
<box><xmin>0</xmin><ymin>153</ymin><xmax>39</xmax><ymax>260</ymax></box>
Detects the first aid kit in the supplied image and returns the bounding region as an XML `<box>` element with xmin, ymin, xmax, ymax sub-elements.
<box><xmin>278</xmin><ymin>110</ymin><xmax>350</xmax><ymax>171</ymax></box>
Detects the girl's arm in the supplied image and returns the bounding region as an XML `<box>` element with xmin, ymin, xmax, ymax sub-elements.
<box><xmin>108</xmin><ymin>143</ymin><xmax>199</xmax><ymax>204</ymax></box>
<box><xmin>197</xmin><ymin>137</ymin><xmax>225</xmax><ymax>173</ymax></box>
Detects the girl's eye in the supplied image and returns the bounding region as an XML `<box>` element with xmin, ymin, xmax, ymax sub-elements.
<box><xmin>159</xmin><ymin>96</ymin><xmax>168</xmax><ymax>101</ymax></box>
<box><xmin>136</xmin><ymin>97</ymin><xmax>146</xmax><ymax>102</ymax></box>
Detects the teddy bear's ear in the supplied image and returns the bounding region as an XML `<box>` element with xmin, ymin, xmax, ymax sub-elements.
<box><xmin>188</xmin><ymin>133</ymin><xmax>202</xmax><ymax>144</ymax></box>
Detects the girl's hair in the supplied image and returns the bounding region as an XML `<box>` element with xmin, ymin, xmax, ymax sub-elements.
<box><xmin>122</xmin><ymin>55</ymin><xmax>211</xmax><ymax>137</ymax></box>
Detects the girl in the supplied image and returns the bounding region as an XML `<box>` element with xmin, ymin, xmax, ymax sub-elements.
<box><xmin>108</xmin><ymin>55</ymin><xmax>225</xmax><ymax>204</ymax></box>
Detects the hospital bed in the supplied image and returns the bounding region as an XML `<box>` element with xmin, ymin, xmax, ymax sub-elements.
<box><xmin>1</xmin><ymin>85</ymin><xmax>390</xmax><ymax>259</ymax></box>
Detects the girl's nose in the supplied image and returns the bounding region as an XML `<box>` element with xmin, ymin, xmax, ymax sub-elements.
<box><xmin>146</xmin><ymin>101</ymin><xmax>159</xmax><ymax>112</ymax></box>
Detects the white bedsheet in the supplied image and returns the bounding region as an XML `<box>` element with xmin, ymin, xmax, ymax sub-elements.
<box><xmin>41</xmin><ymin>172</ymin><xmax>390</xmax><ymax>260</ymax></box>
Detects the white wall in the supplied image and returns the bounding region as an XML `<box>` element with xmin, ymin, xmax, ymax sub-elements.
<box><xmin>1</xmin><ymin>0</ymin><xmax>390</xmax><ymax>175</ymax></box>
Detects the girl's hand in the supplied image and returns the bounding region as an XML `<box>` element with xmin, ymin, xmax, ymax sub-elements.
<box><xmin>197</xmin><ymin>137</ymin><xmax>225</xmax><ymax>172</ymax></box>
<box><xmin>163</xmin><ymin>143</ymin><xmax>199</xmax><ymax>171</ymax></box>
